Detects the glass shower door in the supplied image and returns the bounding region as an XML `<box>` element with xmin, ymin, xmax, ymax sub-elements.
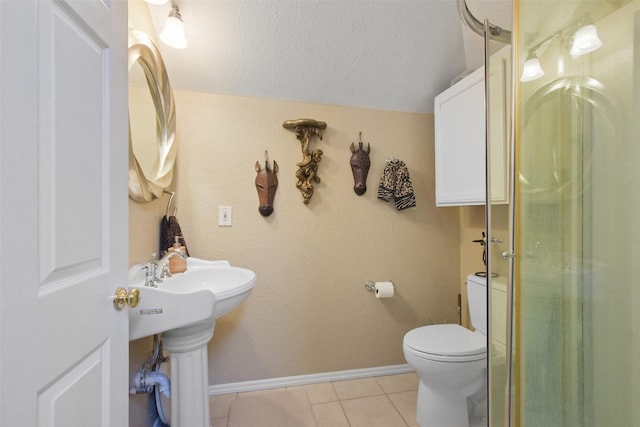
<box><xmin>514</xmin><ymin>0</ymin><xmax>640</xmax><ymax>425</ymax></box>
<box><xmin>485</xmin><ymin>31</ymin><xmax>512</xmax><ymax>427</ymax></box>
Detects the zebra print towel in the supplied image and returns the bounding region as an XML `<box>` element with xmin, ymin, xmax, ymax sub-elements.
<box><xmin>377</xmin><ymin>158</ymin><xmax>416</xmax><ymax>210</ymax></box>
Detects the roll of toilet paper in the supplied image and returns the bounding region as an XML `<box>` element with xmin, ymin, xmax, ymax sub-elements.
<box><xmin>375</xmin><ymin>282</ymin><xmax>394</xmax><ymax>298</ymax></box>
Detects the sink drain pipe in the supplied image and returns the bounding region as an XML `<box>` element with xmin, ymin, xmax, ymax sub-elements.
<box><xmin>132</xmin><ymin>369</ymin><xmax>171</xmax><ymax>399</ymax></box>
<box><xmin>130</xmin><ymin>334</ymin><xmax>171</xmax><ymax>426</ymax></box>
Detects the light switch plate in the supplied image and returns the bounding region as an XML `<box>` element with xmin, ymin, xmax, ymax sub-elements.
<box><xmin>218</xmin><ymin>206</ymin><xmax>232</xmax><ymax>226</ymax></box>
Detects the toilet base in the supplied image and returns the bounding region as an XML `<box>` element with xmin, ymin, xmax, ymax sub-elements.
<box><xmin>416</xmin><ymin>379</ymin><xmax>487</xmax><ymax>427</ymax></box>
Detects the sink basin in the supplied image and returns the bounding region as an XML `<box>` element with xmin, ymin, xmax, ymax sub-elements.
<box><xmin>128</xmin><ymin>257</ymin><xmax>256</xmax><ymax>341</ymax></box>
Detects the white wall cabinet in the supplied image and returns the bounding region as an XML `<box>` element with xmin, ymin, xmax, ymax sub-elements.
<box><xmin>434</xmin><ymin>46</ymin><xmax>510</xmax><ymax>206</ymax></box>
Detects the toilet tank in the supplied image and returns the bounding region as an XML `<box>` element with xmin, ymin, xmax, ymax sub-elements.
<box><xmin>467</xmin><ymin>274</ymin><xmax>487</xmax><ymax>334</ymax></box>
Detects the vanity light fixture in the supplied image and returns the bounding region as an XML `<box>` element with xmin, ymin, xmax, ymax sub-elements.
<box><xmin>570</xmin><ymin>24</ymin><xmax>602</xmax><ymax>57</ymax></box>
<box><xmin>520</xmin><ymin>52</ymin><xmax>545</xmax><ymax>82</ymax></box>
<box><xmin>519</xmin><ymin>16</ymin><xmax>603</xmax><ymax>83</ymax></box>
<box><xmin>160</xmin><ymin>0</ymin><xmax>187</xmax><ymax>49</ymax></box>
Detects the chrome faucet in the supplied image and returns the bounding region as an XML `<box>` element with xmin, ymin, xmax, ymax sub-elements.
<box><xmin>143</xmin><ymin>253</ymin><xmax>160</xmax><ymax>287</ymax></box>
<box><xmin>155</xmin><ymin>249</ymin><xmax>187</xmax><ymax>280</ymax></box>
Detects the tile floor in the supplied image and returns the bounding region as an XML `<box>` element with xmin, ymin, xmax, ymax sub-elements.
<box><xmin>209</xmin><ymin>372</ymin><xmax>420</xmax><ymax>427</ymax></box>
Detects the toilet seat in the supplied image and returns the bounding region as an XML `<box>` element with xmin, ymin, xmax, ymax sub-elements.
<box><xmin>404</xmin><ymin>324</ymin><xmax>486</xmax><ymax>362</ymax></box>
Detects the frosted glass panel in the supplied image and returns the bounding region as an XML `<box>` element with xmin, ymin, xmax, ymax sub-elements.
<box><xmin>515</xmin><ymin>0</ymin><xmax>639</xmax><ymax>425</ymax></box>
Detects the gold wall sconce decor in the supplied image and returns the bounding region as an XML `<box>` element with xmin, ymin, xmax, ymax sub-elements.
<box><xmin>282</xmin><ymin>118</ymin><xmax>327</xmax><ymax>204</ymax></box>
<box><xmin>254</xmin><ymin>151</ymin><xmax>279</xmax><ymax>217</ymax></box>
<box><xmin>349</xmin><ymin>132</ymin><xmax>371</xmax><ymax>196</ymax></box>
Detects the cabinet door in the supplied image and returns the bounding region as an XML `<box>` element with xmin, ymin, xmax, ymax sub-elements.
<box><xmin>434</xmin><ymin>47</ymin><xmax>510</xmax><ymax>206</ymax></box>
<box><xmin>435</xmin><ymin>66</ymin><xmax>486</xmax><ymax>206</ymax></box>
<box><xmin>488</xmin><ymin>47</ymin><xmax>510</xmax><ymax>205</ymax></box>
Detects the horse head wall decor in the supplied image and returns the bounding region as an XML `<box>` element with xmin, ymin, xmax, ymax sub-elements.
<box><xmin>255</xmin><ymin>152</ymin><xmax>279</xmax><ymax>217</ymax></box>
<box><xmin>350</xmin><ymin>133</ymin><xmax>371</xmax><ymax>196</ymax></box>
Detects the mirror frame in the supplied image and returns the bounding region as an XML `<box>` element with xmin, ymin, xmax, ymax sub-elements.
<box><xmin>520</xmin><ymin>76</ymin><xmax>618</xmax><ymax>199</ymax></box>
<box><xmin>128</xmin><ymin>28</ymin><xmax>177</xmax><ymax>203</ymax></box>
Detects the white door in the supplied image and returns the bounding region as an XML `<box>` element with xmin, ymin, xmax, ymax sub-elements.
<box><xmin>0</xmin><ymin>0</ymin><xmax>129</xmax><ymax>425</ymax></box>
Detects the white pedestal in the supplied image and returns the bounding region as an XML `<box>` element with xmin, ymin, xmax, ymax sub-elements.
<box><xmin>162</xmin><ymin>320</ymin><xmax>216</xmax><ymax>427</ymax></box>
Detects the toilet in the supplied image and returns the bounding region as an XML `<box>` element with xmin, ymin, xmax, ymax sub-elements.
<box><xmin>403</xmin><ymin>274</ymin><xmax>488</xmax><ymax>427</ymax></box>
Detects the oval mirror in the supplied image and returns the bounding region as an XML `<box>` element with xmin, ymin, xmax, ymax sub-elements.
<box><xmin>521</xmin><ymin>76</ymin><xmax>617</xmax><ymax>201</ymax></box>
<box><xmin>128</xmin><ymin>28</ymin><xmax>177</xmax><ymax>202</ymax></box>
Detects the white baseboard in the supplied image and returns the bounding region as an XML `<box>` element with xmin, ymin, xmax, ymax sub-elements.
<box><xmin>209</xmin><ymin>364</ymin><xmax>414</xmax><ymax>396</ymax></box>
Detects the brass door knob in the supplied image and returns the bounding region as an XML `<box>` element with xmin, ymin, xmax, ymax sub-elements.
<box><xmin>113</xmin><ymin>287</ymin><xmax>140</xmax><ymax>310</ymax></box>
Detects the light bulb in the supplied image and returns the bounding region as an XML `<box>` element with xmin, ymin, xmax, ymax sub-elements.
<box><xmin>570</xmin><ymin>24</ymin><xmax>602</xmax><ymax>57</ymax></box>
<box><xmin>160</xmin><ymin>10</ymin><xmax>187</xmax><ymax>49</ymax></box>
<box><xmin>520</xmin><ymin>56</ymin><xmax>544</xmax><ymax>82</ymax></box>
<box><xmin>144</xmin><ymin>0</ymin><xmax>168</xmax><ymax>4</ymax></box>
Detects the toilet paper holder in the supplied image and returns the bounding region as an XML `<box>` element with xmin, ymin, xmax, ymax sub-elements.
<box><xmin>364</xmin><ymin>281</ymin><xmax>395</xmax><ymax>292</ymax></box>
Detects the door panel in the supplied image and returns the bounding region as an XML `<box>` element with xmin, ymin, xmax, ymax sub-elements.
<box><xmin>37</xmin><ymin>346</ymin><xmax>107</xmax><ymax>426</ymax></box>
<box><xmin>39</xmin><ymin>1</ymin><xmax>106</xmax><ymax>288</ymax></box>
<box><xmin>0</xmin><ymin>0</ymin><xmax>128</xmax><ymax>425</ymax></box>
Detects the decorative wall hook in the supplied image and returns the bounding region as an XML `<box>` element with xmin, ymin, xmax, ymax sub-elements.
<box><xmin>254</xmin><ymin>150</ymin><xmax>279</xmax><ymax>217</ymax></box>
<box><xmin>349</xmin><ymin>132</ymin><xmax>371</xmax><ymax>196</ymax></box>
<box><xmin>282</xmin><ymin>118</ymin><xmax>327</xmax><ymax>204</ymax></box>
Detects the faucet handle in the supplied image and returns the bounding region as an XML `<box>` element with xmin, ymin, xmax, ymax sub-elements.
<box><xmin>159</xmin><ymin>264</ymin><xmax>172</xmax><ymax>280</ymax></box>
<box><xmin>143</xmin><ymin>265</ymin><xmax>157</xmax><ymax>287</ymax></box>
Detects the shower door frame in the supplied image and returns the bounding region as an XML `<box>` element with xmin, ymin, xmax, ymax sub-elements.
<box><xmin>483</xmin><ymin>18</ymin><xmax>517</xmax><ymax>427</ymax></box>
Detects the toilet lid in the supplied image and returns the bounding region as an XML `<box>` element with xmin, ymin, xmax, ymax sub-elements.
<box><xmin>404</xmin><ymin>324</ymin><xmax>486</xmax><ymax>357</ymax></box>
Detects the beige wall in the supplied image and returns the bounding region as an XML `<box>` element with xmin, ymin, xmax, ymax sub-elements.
<box><xmin>458</xmin><ymin>205</ymin><xmax>486</xmax><ymax>327</ymax></box>
<box><xmin>128</xmin><ymin>91</ymin><xmax>465</xmax><ymax>423</ymax></box>
<box><xmin>127</xmin><ymin>83</ymin><xmax>499</xmax><ymax>427</ymax></box>
<box><xmin>128</xmin><ymin>91</ymin><xmax>463</xmax><ymax>372</ymax></box>
<box><xmin>164</xmin><ymin>91</ymin><xmax>461</xmax><ymax>384</ymax></box>
<box><xmin>130</xmin><ymin>91</ymin><xmax>463</xmax><ymax>425</ymax></box>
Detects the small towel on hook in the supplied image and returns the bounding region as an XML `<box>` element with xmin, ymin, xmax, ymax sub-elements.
<box><xmin>159</xmin><ymin>215</ymin><xmax>190</xmax><ymax>257</ymax></box>
<box><xmin>159</xmin><ymin>192</ymin><xmax>190</xmax><ymax>256</ymax></box>
<box><xmin>377</xmin><ymin>158</ymin><xmax>416</xmax><ymax>210</ymax></box>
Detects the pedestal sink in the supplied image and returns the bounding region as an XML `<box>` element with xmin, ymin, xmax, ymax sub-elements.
<box><xmin>128</xmin><ymin>257</ymin><xmax>256</xmax><ymax>427</ymax></box>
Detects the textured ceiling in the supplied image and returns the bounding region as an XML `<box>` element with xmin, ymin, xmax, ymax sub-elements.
<box><xmin>146</xmin><ymin>0</ymin><xmax>512</xmax><ymax>114</ymax></box>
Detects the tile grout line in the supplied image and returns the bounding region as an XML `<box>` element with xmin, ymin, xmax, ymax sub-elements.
<box><xmin>328</xmin><ymin>376</ymin><xmax>413</xmax><ymax>427</ymax></box>
<box><xmin>212</xmin><ymin>373</ymin><xmax>418</xmax><ymax>427</ymax></box>
<box><xmin>328</xmin><ymin>381</ymin><xmax>352</xmax><ymax>427</ymax></box>
<box><xmin>385</xmin><ymin>392</ymin><xmax>412</xmax><ymax>427</ymax></box>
